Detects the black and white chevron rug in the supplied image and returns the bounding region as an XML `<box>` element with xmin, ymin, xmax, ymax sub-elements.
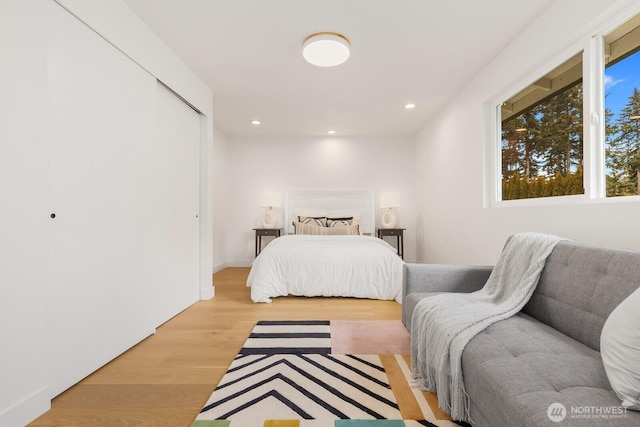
<box><xmin>240</xmin><ymin>320</ymin><xmax>332</xmax><ymax>355</ymax></box>
<box><xmin>192</xmin><ymin>320</ymin><xmax>460</xmax><ymax>427</ymax></box>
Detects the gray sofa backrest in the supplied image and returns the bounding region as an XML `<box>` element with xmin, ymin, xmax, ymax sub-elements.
<box><xmin>523</xmin><ymin>240</ymin><xmax>640</xmax><ymax>351</ymax></box>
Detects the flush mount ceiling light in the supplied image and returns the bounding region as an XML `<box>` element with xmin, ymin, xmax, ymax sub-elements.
<box><xmin>302</xmin><ymin>32</ymin><xmax>350</xmax><ymax>67</ymax></box>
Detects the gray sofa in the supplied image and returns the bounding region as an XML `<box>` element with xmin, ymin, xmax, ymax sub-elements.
<box><xmin>403</xmin><ymin>240</ymin><xmax>640</xmax><ymax>427</ymax></box>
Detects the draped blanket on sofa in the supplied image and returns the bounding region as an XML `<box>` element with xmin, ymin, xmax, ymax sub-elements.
<box><xmin>410</xmin><ymin>232</ymin><xmax>565</xmax><ymax>422</ymax></box>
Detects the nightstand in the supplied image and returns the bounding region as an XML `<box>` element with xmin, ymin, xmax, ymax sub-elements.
<box><xmin>377</xmin><ymin>228</ymin><xmax>406</xmax><ymax>259</ymax></box>
<box><xmin>253</xmin><ymin>228</ymin><xmax>282</xmax><ymax>257</ymax></box>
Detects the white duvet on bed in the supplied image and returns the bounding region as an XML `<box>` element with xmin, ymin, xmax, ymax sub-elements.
<box><xmin>247</xmin><ymin>235</ymin><xmax>404</xmax><ymax>303</ymax></box>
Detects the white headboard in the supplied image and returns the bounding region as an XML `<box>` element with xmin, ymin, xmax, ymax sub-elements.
<box><xmin>284</xmin><ymin>189</ymin><xmax>375</xmax><ymax>235</ymax></box>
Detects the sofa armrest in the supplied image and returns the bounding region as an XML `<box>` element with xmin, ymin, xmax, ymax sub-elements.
<box><xmin>403</xmin><ymin>263</ymin><xmax>493</xmax><ymax>302</ymax></box>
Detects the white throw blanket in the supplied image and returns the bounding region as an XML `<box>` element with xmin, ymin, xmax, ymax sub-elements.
<box><xmin>410</xmin><ymin>232</ymin><xmax>565</xmax><ymax>422</ymax></box>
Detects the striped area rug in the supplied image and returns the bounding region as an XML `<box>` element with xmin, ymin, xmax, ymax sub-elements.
<box><xmin>241</xmin><ymin>320</ymin><xmax>332</xmax><ymax>355</ymax></box>
<box><xmin>193</xmin><ymin>320</ymin><xmax>459</xmax><ymax>427</ymax></box>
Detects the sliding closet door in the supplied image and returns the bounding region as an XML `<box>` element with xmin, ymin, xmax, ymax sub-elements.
<box><xmin>148</xmin><ymin>83</ymin><xmax>200</xmax><ymax>326</ymax></box>
<box><xmin>0</xmin><ymin>0</ymin><xmax>50</xmax><ymax>421</ymax></box>
<box><xmin>47</xmin><ymin>7</ymin><xmax>158</xmax><ymax>396</ymax></box>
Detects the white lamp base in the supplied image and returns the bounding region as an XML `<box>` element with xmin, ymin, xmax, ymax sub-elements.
<box><xmin>381</xmin><ymin>209</ymin><xmax>397</xmax><ymax>229</ymax></box>
<box><xmin>262</xmin><ymin>210</ymin><xmax>276</xmax><ymax>228</ymax></box>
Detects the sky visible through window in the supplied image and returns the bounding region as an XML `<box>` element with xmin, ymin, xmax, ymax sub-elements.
<box><xmin>605</xmin><ymin>50</ymin><xmax>640</xmax><ymax>120</ymax></box>
<box><xmin>604</xmin><ymin>48</ymin><xmax>640</xmax><ymax>196</ymax></box>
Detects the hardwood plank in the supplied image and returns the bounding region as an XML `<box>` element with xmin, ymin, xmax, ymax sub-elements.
<box><xmin>28</xmin><ymin>267</ymin><xmax>402</xmax><ymax>426</ymax></box>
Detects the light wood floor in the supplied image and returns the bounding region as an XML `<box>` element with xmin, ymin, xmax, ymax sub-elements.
<box><xmin>29</xmin><ymin>267</ymin><xmax>402</xmax><ymax>426</ymax></box>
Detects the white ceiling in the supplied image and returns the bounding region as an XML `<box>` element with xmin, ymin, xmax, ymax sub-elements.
<box><xmin>122</xmin><ymin>0</ymin><xmax>553</xmax><ymax>137</ymax></box>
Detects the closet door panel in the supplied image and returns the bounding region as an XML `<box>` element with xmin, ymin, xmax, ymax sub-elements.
<box><xmin>0</xmin><ymin>1</ymin><xmax>50</xmax><ymax>421</ymax></box>
<box><xmin>148</xmin><ymin>82</ymin><xmax>200</xmax><ymax>325</ymax></box>
<box><xmin>47</xmin><ymin>7</ymin><xmax>157</xmax><ymax>396</ymax></box>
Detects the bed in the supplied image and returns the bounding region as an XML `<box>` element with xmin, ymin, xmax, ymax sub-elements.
<box><xmin>246</xmin><ymin>190</ymin><xmax>405</xmax><ymax>303</ymax></box>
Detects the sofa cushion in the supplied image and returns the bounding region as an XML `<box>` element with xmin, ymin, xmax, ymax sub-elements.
<box><xmin>523</xmin><ymin>241</ymin><xmax>640</xmax><ymax>351</ymax></box>
<box><xmin>463</xmin><ymin>312</ymin><xmax>639</xmax><ymax>427</ymax></box>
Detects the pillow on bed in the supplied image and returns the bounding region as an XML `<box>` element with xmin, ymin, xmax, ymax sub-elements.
<box><xmin>324</xmin><ymin>224</ymin><xmax>360</xmax><ymax>235</ymax></box>
<box><xmin>326</xmin><ymin>216</ymin><xmax>354</xmax><ymax>227</ymax></box>
<box><xmin>294</xmin><ymin>222</ymin><xmax>360</xmax><ymax>235</ymax></box>
<box><xmin>327</xmin><ymin>214</ymin><xmax>363</xmax><ymax>234</ymax></box>
<box><xmin>297</xmin><ymin>215</ymin><xmax>327</xmax><ymax>227</ymax></box>
<box><xmin>294</xmin><ymin>222</ymin><xmax>324</xmax><ymax>235</ymax></box>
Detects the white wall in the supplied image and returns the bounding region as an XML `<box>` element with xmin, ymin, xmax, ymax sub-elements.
<box><xmin>212</xmin><ymin>127</ymin><xmax>231</xmax><ymax>272</ymax></box>
<box><xmin>225</xmin><ymin>135</ymin><xmax>418</xmax><ymax>264</ymax></box>
<box><xmin>415</xmin><ymin>0</ymin><xmax>640</xmax><ymax>266</ymax></box>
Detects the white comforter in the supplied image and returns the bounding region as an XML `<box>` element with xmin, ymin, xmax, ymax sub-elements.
<box><xmin>247</xmin><ymin>235</ymin><xmax>404</xmax><ymax>303</ymax></box>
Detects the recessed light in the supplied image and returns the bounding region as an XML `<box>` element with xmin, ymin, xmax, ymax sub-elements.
<box><xmin>327</xmin><ymin>130</ymin><xmax>336</xmax><ymax>135</ymax></box>
<box><xmin>405</xmin><ymin>103</ymin><xmax>416</xmax><ymax>109</ymax></box>
<box><xmin>250</xmin><ymin>120</ymin><xmax>261</xmax><ymax>125</ymax></box>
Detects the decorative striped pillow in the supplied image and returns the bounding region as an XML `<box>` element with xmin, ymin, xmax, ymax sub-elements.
<box><xmin>298</xmin><ymin>215</ymin><xmax>327</xmax><ymax>227</ymax></box>
<box><xmin>326</xmin><ymin>216</ymin><xmax>354</xmax><ymax>227</ymax></box>
<box><xmin>294</xmin><ymin>222</ymin><xmax>360</xmax><ymax>235</ymax></box>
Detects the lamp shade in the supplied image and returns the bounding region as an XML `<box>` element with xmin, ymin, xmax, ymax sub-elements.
<box><xmin>302</xmin><ymin>32</ymin><xmax>350</xmax><ymax>67</ymax></box>
<box><xmin>379</xmin><ymin>192</ymin><xmax>401</xmax><ymax>209</ymax></box>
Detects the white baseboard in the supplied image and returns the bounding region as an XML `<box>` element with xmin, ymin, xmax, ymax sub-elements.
<box><xmin>0</xmin><ymin>386</ymin><xmax>50</xmax><ymax>427</ymax></box>
<box><xmin>226</xmin><ymin>259</ymin><xmax>252</xmax><ymax>268</ymax></box>
<box><xmin>212</xmin><ymin>261</ymin><xmax>229</xmax><ymax>273</ymax></box>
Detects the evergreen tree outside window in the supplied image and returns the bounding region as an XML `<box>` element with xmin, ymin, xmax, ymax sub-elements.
<box><xmin>493</xmin><ymin>11</ymin><xmax>640</xmax><ymax>204</ymax></box>
<box><xmin>500</xmin><ymin>53</ymin><xmax>584</xmax><ymax>201</ymax></box>
<box><xmin>604</xmin><ymin>17</ymin><xmax>640</xmax><ymax>197</ymax></box>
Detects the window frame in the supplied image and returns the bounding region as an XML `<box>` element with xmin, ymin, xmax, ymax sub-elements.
<box><xmin>485</xmin><ymin>5</ymin><xmax>640</xmax><ymax>208</ymax></box>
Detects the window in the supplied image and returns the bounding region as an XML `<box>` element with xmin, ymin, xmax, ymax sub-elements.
<box><xmin>604</xmin><ymin>14</ymin><xmax>640</xmax><ymax>197</ymax></box>
<box><xmin>495</xmin><ymin>11</ymin><xmax>640</xmax><ymax>203</ymax></box>
<box><xmin>500</xmin><ymin>53</ymin><xmax>584</xmax><ymax>201</ymax></box>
